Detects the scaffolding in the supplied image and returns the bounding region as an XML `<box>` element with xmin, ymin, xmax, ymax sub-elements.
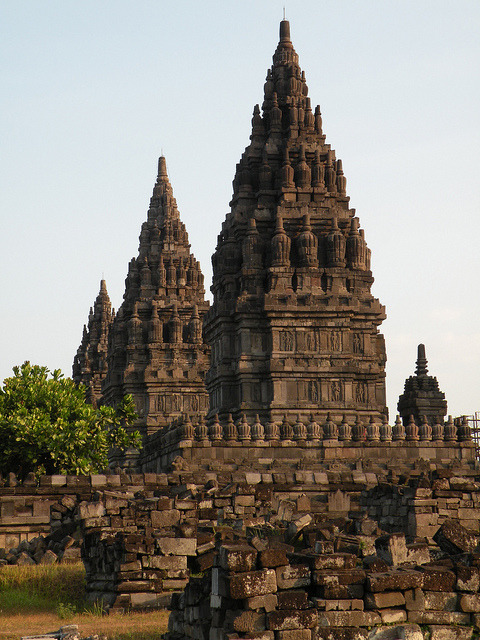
<box><xmin>468</xmin><ymin>412</ymin><xmax>480</xmax><ymax>460</ymax></box>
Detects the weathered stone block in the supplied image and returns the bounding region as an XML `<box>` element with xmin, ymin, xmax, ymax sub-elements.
<box><xmin>367</xmin><ymin>624</ymin><xmax>423</xmax><ymax>640</ymax></box>
<box><xmin>78</xmin><ymin>501</ymin><xmax>106</xmax><ymax>520</ymax></box>
<box><xmin>322</xmin><ymin>584</ymin><xmax>364</xmax><ymax>599</ymax></box>
<box><xmin>246</xmin><ymin>593</ymin><xmax>278</xmax><ymax>612</ymax></box>
<box><xmin>375</xmin><ymin>533</ymin><xmax>408</xmax><ymax>566</ymax></box>
<box><xmin>365</xmin><ymin>591</ymin><xmax>405</xmax><ymax>609</ymax></box>
<box><xmin>317</xmin><ymin>611</ymin><xmax>381</xmax><ymax>627</ymax></box>
<box><xmin>229</xmin><ymin>569</ymin><xmax>277</xmax><ymax>599</ymax></box>
<box><xmin>429</xmin><ymin>626</ymin><xmax>474</xmax><ymax>640</ymax></box>
<box><xmin>316</xmin><ymin>628</ymin><xmax>368</xmax><ymax>640</ymax></box>
<box><xmin>408</xmin><ymin>611</ymin><xmax>471</xmax><ymax>624</ymax></box>
<box><xmin>367</xmin><ymin>570</ymin><xmax>423</xmax><ymax>593</ymax></box>
<box><xmin>276</xmin><ymin>631</ymin><xmax>312</xmax><ymax>640</ymax></box>
<box><xmin>277</xmin><ymin>590</ymin><xmax>309</xmax><ymax>610</ymax></box>
<box><xmin>39</xmin><ymin>549</ymin><xmax>58</xmax><ymax>565</ymax></box>
<box><xmin>156</xmin><ymin>538</ymin><xmax>196</xmax><ymax>556</ymax></box>
<box><xmin>380</xmin><ymin>609</ymin><xmax>407</xmax><ymax>624</ymax></box>
<box><xmin>226</xmin><ymin>610</ymin><xmax>266</xmax><ymax>633</ymax></box>
<box><xmin>313</xmin><ymin>554</ymin><xmax>357</xmax><ymax>570</ymax></box>
<box><xmin>424</xmin><ymin>591</ymin><xmax>457</xmax><ymax>611</ymax></box>
<box><xmin>260</xmin><ymin>549</ymin><xmax>289</xmax><ymax>568</ymax></box>
<box><xmin>459</xmin><ymin>593</ymin><xmax>480</xmax><ymax>612</ymax></box>
<box><xmin>220</xmin><ymin>544</ymin><xmax>257</xmax><ymax>573</ymax></box>
<box><xmin>267</xmin><ymin>609</ymin><xmax>317</xmax><ymax>630</ymax></box>
<box><xmin>276</xmin><ymin>564</ymin><xmax>311</xmax><ymax>589</ymax></box>
<box><xmin>144</xmin><ymin>555</ymin><xmax>187</xmax><ymax>570</ymax></box>
<box><xmin>151</xmin><ymin>509</ymin><xmax>180</xmax><ymax>528</ymax></box>
<box><xmin>433</xmin><ymin>520</ymin><xmax>479</xmax><ymax>555</ymax></box>
<box><xmin>314</xmin><ymin>569</ymin><xmax>366</xmax><ymax>586</ymax></box>
<box><xmin>456</xmin><ymin>565</ymin><xmax>480</xmax><ymax>592</ymax></box>
<box><xmin>420</xmin><ymin>566</ymin><xmax>456</xmax><ymax>592</ymax></box>
<box><xmin>406</xmin><ymin>543</ymin><xmax>430</xmax><ymax>565</ymax></box>
<box><xmin>324</xmin><ymin>599</ymin><xmax>364</xmax><ymax>611</ymax></box>
<box><xmin>405</xmin><ymin>588</ymin><xmax>425</xmax><ymax>611</ymax></box>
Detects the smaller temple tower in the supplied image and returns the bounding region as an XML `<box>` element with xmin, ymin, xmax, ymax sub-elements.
<box><xmin>101</xmin><ymin>157</ymin><xmax>210</xmax><ymax>441</ymax></box>
<box><xmin>397</xmin><ymin>344</ymin><xmax>448</xmax><ymax>426</ymax></box>
<box><xmin>73</xmin><ymin>279</ymin><xmax>113</xmax><ymax>406</ymax></box>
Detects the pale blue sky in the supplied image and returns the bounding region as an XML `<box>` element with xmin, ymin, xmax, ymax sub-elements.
<box><xmin>1</xmin><ymin>1</ymin><xmax>479</xmax><ymax>419</ymax></box>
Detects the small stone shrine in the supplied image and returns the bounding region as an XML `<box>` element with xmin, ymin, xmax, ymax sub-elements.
<box><xmin>99</xmin><ymin>157</ymin><xmax>210</xmax><ymax>439</ymax></box>
<box><xmin>398</xmin><ymin>344</ymin><xmax>448</xmax><ymax>427</ymax></box>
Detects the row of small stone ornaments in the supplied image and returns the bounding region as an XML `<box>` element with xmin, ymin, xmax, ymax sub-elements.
<box><xmin>162</xmin><ymin>412</ymin><xmax>471</xmax><ymax>445</ymax></box>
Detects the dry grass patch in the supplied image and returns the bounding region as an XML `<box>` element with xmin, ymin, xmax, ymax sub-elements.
<box><xmin>0</xmin><ymin>610</ymin><xmax>170</xmax><ymax>640</ymax></box>
<box><xmin>0</xmin><ymin>563</ymin><xmax>170</xmax><ymax>639</ymax></box>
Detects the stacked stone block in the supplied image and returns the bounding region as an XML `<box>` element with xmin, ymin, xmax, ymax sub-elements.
<box><xmin>80</xmin><ymin>489</ymin><xmax>197</xmax><ymax>610</ymax></box>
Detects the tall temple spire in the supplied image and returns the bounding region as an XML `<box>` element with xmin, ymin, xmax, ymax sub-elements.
<box><xmin>73</xmin><ymin>279</ymin><xmax>113</xmax><ymax>406</ymax></box>
<box><xmin>101</xmin><ymin>156</ymin><xmax>210</xmax><ymax>459</ymax></box>
<box><xmin>205</xmin><ymin>21</ymin><xmax>387</xmax><ymax>424</ymax></box>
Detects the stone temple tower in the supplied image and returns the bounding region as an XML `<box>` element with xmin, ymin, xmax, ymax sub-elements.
<box><xmin>101</xmin><ymin>157</ymin><xmax>210</xmax><ymax>438</ymax></box>
<box><xmin>73</xmin><ymin>279</ymin><xmax>113</xmax><ymax>406</ymax></box>
<box><xmin>204</xmin><ymin>20</ymin><xmax>387</xmax><ymax>425</ymax></box>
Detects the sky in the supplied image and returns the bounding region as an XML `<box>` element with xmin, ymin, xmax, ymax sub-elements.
<box><xmin>1</xmin><ymin>0</ymin><xmax>479</xmax><ymax>420</ymax></box>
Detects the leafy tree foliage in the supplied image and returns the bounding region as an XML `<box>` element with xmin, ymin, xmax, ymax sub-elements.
<box><xmin>0</xmin><ymin>362</ymin><xmax>141</xmax><ymax>477</ymax></box>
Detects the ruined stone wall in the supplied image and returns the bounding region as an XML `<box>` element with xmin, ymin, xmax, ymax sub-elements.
<box><xmin>2</xmin><ymin>466</ymin><xmax>480</xmax><ymax>613</ymax></box>
<box><xmin>166</xmin><ymin>523</ymin><xmax>480</xmax><ymax>640</ymax></box>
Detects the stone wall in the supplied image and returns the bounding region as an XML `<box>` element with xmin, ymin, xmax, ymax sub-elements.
<box><xmin>140</xmin><ymin>416</ymin><xmax>476</xmax><ymax>474</ymax></box>
<box><xmin>2</xmin><ymin>465</ymin><xmax>480</xmax><ymax>614</ymax></box>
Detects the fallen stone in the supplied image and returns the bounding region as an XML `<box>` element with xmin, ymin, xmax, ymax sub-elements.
<box><xmin>375</xmin><ymin>533</ymin><xmax>408</xmax><ymax>566</ymax></box>
<box><xmin>433</xmin><ymin>520</ymin><xmax>479</xmax><ymax>555</ymax></box>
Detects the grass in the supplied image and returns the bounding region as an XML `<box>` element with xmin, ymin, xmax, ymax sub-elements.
<box><xmin>0</xmin><ymin>563</ymin><xmax>170</xmax><ymax>639</ymax></box>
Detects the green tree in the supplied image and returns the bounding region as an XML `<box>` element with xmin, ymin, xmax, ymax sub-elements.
<box><xmin>0</xmin><ymin>362</ymin><xmax>141</xmax><ymax>477</ymax></box>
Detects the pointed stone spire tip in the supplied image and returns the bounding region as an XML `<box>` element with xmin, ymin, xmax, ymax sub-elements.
<box><xmin>415</xmin><ymin>343</ymin><xmax>428</xmax><ymax>376</ymax></box>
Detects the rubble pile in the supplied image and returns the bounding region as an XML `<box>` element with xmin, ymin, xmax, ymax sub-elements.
<box><xmin>166</xmin><ymin>519</ymin><xmax>480</xmax><ymax>640</ymax></box>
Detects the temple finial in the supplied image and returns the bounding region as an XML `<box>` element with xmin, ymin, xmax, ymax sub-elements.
<box><xmin>158</xmin><ymin>155</ymin><xmax>168</xmax><ymax>178</ymax></box>
<box><xmin>415</xmin><ymin>343</ymin><xmax>428</xmax><ymax>376</ymax></box>
<box><xmin>279</xmin><ymin>18</ymin><xmax>290</xmax><ymax>43</ymax></box>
